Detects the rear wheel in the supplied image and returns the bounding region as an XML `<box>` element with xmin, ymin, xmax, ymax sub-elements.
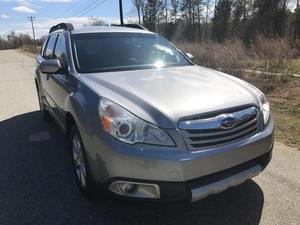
<box><xmin>69</xmin><ymin>124</ymin><xmax>98</xmax><ymax>197</ymax></box>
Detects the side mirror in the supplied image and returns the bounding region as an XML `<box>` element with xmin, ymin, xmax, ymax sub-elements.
<box><xmin>185</xmin><ymin>53</ymin><xmax>194</xmax><ymax>60</ymax></box>
<box><xmin>40</xmin><ymin>59</ymin><xmax>61</xmax><ymax>74</ymax></box>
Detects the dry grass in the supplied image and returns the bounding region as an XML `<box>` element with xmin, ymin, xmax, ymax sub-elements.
<box><xmin>19</xmin><ymin>44</ymin><xmax>40</xmax><ymax>58</ymax></box>
<box><xmin>282</xmin><ymin>58</ymin><xmax>300</xmax><ymax>75</ymax></box>
<box><xmin>178</xmin><ymin>40</ymin><xmax>250</xmax><ymax>77</ymax></box>
<box><xmin>251</xmin><ymin>36</ymin><xmax>298</xmax><ymax>73</ymax></box>
<box><xmin>177</xmin><ymin>37</ymin><xmax>297</xmax><ymax>76</ymax></box>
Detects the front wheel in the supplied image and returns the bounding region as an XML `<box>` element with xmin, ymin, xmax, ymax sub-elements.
<box><xmin>69</xmin><ymin>124</ymin><xmax>97</xmax><ymax>197</ymax></box>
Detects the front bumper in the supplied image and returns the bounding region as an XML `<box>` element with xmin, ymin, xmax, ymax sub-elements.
<box><xmin>108</xmin><ymin>151</ymin><xmax>272</xmax><ymax>202</ymax></box>
<box><xmin>79</xmin><ymin>115</ymin><xmax>274</xmax><ymax>201</ymax></box>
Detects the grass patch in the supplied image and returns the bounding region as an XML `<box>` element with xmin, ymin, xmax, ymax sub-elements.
<box><xmin>244</xmin><ymin>76</ymin><xmax>300</xmax><ymax>150</ymax></box>
<box><xmin>271</xmin><ymin>101</ymin><xmax>300</xmax><ymax>149</ymax></box>
<box><xmin>283</xmin><ymin>58</ymin><xmax>300</xmax><ymax>75</ymax></box>
<box><xmin>247</xmin><ymin>58</ymin><xmax>300</xmax><ymax>75</ymax></box>
<box><xmin>268</xmin><ymin>78</ymin><xmax>300</xmax><ymax>150</ymax></box>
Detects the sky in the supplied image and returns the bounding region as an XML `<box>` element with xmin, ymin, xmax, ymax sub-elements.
<box><xmin>0</xmin><ymin>0</ymin><xmax>298</xmax><ymax>38</ymax></box>
<box><xmin>0</xmin><ymin>0</ymin><xmax>138</xmax><ymax>37</ymax></box>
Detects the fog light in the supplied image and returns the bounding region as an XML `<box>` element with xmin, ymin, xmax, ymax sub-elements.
<box><xmin>109</xmin><ymin>181</ymin><xmax>160</xmax><ymax>199</ymax></box>
<box><xmin>123</xmin><ymin>183</ymin><xmax>138</xmax><ymax>194</ymax></box>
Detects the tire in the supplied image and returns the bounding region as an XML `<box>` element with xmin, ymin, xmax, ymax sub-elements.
<box><xmin>69</xmin><ymin>124</ymin><xmax>98</xmax><ymax>198</ymax></box>
<box><xmin>35</xmin><ymin>82</ymin><xmax>51</xmax><ymax>121</ymax></box>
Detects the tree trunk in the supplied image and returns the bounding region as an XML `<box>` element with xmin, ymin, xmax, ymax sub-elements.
<box><xmin>137</xmin><ymin>7</ymin><xmax>141</xmax><ymax>24</ymax></box>
<box><xmin>205</xmin><ymin>1</ymin><xmax>209</xmax><ymax>40</ymax></box>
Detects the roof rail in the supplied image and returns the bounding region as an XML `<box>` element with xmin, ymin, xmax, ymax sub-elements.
<box><xmin>49</xmin><ymin>23</ymin><xmax>74</xmax><ymax>33</ymax></box>
<box><xmin>121</xmin><ymin>24</ymin><xmax>148</xmax><ymax>31</ymax></box>
<box><xmin>112</xmin><ymin>24</ymin><xmax>148</xmax><ymax>31</ymax></box>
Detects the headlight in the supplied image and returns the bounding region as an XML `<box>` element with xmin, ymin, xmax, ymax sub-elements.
<box><xmin>259</xmin><ymin>93</ymin><xmax>270</xmax><ymax>124</ymax></box>
<box><xmin>99</xmin><ymin>98</ymin><xmax>175</xmax><ymax>146</ymax></box>
<box><xmin>251</xmin><ymin>85</ymin><xmax>270</xmax><ymax>124</ymax></box>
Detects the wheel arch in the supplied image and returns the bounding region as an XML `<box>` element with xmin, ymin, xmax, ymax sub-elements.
<box><xmin>65</xmin><ymin>112</ymin><xmax>76</xmax><ymax>136</ymax></box>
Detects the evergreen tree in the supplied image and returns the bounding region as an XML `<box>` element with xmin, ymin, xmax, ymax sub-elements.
<box><xmin>212</xmin><ymin>0</ymin><xmax>232</xmax><ymax>42</ymax></box>
<box><xmin>253</xmin><ymin>0</ymin><xmax>288</xmax><ymax>37</ymax></box>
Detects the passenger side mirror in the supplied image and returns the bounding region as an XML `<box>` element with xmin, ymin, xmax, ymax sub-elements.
<box><xmin>40</xmin><ymin>59</ymin><xmax>62</xmax><ymax>74</ymax></box>
<box><xmin>185</xmin><ymin>53</ymin><xmax>194</xmax><ymax>60</ymax></box>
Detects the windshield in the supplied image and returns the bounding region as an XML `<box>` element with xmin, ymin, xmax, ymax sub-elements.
<box><xmin>71</xmin><ymin>32</ymin><xmax>192</xmax><ymax>73</ymax></box>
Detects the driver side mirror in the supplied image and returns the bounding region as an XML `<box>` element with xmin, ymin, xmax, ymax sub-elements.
<box><xmin>40</xmin><ymin>59</ymin><xmax>62</xmax><ymax>74</ymax></box>
<box><xmin>185</xmin><ymin>53</ymin><xmax>194</xmax><ymax>60</ymax></box>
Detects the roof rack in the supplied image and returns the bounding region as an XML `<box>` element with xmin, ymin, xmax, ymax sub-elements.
<box><xmin>49</xmin><ymin>23</ymin><xmax>74</xmax><ymax>33</ymax></box>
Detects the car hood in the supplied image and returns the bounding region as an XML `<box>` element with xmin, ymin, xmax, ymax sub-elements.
<box><xmin>79</xmin><ymin>65</ymin><xmax>259</xmax><ymax>129</ymax></box>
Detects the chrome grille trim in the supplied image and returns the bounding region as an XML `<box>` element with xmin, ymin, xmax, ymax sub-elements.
<box><xmin>179</xmin><ymin>106</ymin><xmax>259</xmax><ymax>130</ymax></box>
<box><xmin>179</xmin><ymin>106</ymin><xmax>260</xmax><ymax>151</ymax></box>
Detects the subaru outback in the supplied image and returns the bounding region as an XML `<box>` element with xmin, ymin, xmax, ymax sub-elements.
<box><xmin>35</xmin><ymin>23</ymin><xmax>274</xmax><ymax>202</ymax></box>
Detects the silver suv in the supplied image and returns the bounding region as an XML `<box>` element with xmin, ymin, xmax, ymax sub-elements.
<box><xmin>35</xmin><ymin>23</ymin><xmax>274</xmax><ymax>202</ymax></box>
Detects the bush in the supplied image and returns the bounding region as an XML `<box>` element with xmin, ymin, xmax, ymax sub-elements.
<box><xmin>21</xmin><ymin>44</ymin><xmax>40</xmax><ymax>54</ymax></box>
<box><xmin>252</xmin><ymin>36</ymin><xmax>297</xmax><ymax>72</ymax></box>
<box><xmin>177</xmin><ymin>40</ymin><xmax>250</xmax><ymax>77</ymax></box>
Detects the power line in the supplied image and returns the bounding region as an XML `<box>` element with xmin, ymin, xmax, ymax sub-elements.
<box><xmin>28</xmin><ymin>16</ymin><xmax>36</xmax><ymax>47</ymax></box>
<box><xmin>56</xmin><ymin>0</ymin><xmax>94</xmax><ymax>19</ymax></box>
<box><xmin>72</xmin><ymin>0</ymin><xmax>107</xmax><ymax>23</ymax></box>
<box><xmin>58</xmin><ymin>0</ymin><xmax>84</xmax><ymax>17</ymax></box>
<box><xmin>72</xmin><ymin>0</ymin><xmax>102</xmax><ymax>18</ymax></box>
<box><xmin>62</xmin><ymin>0</ymin><xmax>97</xmax><ymax>18</ymax></box>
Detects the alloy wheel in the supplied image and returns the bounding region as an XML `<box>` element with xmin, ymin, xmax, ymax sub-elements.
<box><xmin>72</xmin><ymin>134</ymin><xmax>87</xmax><ymax>188</ymax></box>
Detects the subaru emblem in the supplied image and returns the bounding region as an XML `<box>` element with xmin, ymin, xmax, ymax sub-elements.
<box><xmin>221</xmin><ymin>117</ymin><xmax>237</xmax><ymax>130</ymax></box>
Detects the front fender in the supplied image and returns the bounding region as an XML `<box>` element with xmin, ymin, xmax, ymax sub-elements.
<box><xmin>65</xmin><ymin>84</ymin><xmax>100</xmax><ymax>135</ymax></box>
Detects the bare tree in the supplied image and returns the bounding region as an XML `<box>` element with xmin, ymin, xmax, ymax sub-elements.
<box><xmin>132</xmin><ymin>0</ymin><xmax>145</xmax><ymax>24</ymax></box>
<box><xmin>165</xmin><ymin>0</ymin><xmax>168</xmax><ymax>24</ymax></box>
<box><xmin>84</xmin><ymin>17</ymin><xmax>106</xmax><ymax>26</ymax></box>
<box><xmin>170</xmin><ymin>0</ymin><xmax>179</xmax><ymax>23</ymax></box>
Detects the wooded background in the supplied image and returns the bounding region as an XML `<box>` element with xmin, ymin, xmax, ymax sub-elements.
<box><xmin>1</xmin><ymin>0</ymin><xmax>299</xmax><ymax>50</ymax></box>
<box><xmin>133</xmin><ymin>0</ymin><xmax>300</xmax><ymax>46</ymax></box>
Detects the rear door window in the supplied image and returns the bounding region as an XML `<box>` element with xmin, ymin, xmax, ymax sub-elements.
<box><xmin>43</xmin><ymin>35</ymin><xmax>58</xmax><ymax>59</ymax></box>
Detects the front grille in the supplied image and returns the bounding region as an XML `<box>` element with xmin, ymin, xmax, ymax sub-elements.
<box><xmin>179</xmin><ymin>106</ymin><xmax>260</xmax><ymax>151</ymax></box>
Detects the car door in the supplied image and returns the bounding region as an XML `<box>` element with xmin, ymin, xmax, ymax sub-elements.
<box><xmin>40</xmin><ymin>34</ymin><xmax>71</xmax><ymax>127</ymax></box>
<box><xmin>46</xmin><ymin>34</ymin><xmax>72</xmax><ymax>127</ymax></box>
